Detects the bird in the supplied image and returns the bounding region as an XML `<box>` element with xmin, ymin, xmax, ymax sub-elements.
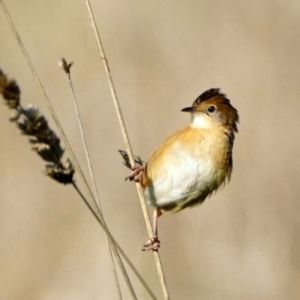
<box><xmin>124</xmin><ymin>88</ymin><xmax>239</xmax><ymax>251</ymax></box>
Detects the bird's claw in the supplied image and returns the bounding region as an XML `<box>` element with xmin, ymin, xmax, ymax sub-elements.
<box><xmin>125</xmin><ymin>166</ymin><xmax>144</xmax><ymax>182</ymax></box>
<box><xmin>142</xmin><ymin>236</ymin><xmax>161</xmax><ymax>252</ymax></box>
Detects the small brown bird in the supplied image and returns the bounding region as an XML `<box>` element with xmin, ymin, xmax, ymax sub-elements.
<box><xmin>126</xmin><ymin>88</ymin><xmax>239</xmax><ymax>251</ymax></box>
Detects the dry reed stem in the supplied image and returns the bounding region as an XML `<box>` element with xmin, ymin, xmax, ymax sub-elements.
<box><xmin>0</xmin><ymin>2</ymin><xmax>138</xmax><ymax>299</ymax></box>
<box><xmin>84</xmin><ymin>1</ymin><xmax>170</xmax><ymax>299</ymax></box>
<box><xmin>58</xmin><ymin>58</ymin><xmax>122</xmax><ymax>300</ymax></box>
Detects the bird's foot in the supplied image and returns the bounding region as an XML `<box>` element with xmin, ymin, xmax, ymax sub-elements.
<box><xmin>125</xmin><ymin>165</ymin><xmax>144</xmax><ymax>182</ymax></box>
<box><xmin>142</xmin><ymin>236</ymin><xmax>161</xmax><ymax>252</ymax></box>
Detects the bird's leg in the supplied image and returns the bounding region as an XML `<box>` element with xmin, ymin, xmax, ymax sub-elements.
<box><xmin>142</xmin><ymin>208</ymin><xmax>162</xmax><ymax>251</ymax></box>
<box><xmin>125</xmin><ymin>165</ymin><xmax>144</xmax><ymax>182</ymax></box>
<box><xmin>152</xmin><ymin>208</ymin><xmax>162</xmax><ymax>237</ymax></box>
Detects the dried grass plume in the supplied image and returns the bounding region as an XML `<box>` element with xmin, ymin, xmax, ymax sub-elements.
<box><xmin>0</xmin><ymin>68</ymin><xmax>74</xmax><ymax>184</ymax></box>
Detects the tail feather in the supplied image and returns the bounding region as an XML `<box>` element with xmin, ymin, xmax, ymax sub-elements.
<box><xmin>118</xmin><ymin>150</ymin><xmax>145</xmax><ymax>169</ymax></box>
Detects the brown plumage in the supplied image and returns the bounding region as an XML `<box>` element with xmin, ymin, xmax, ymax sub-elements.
<box><xmin>127</xmin><ymin>88</ymin><xmax>239</xmax><ymax>251</ymax></box>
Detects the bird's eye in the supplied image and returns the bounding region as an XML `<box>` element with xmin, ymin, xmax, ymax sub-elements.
<box><xmin>207</xmin><ymin>105</ymin><xmax>216</xmax><ymax>113</ymax></box>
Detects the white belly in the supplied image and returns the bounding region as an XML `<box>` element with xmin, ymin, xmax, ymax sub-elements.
<box><xmin>143</xmin><ymin>143</ymin><xmax>219</xmax><ymax>208</ymax></box>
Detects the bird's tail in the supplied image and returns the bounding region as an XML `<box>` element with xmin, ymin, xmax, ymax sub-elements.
<box><xmin>118</xmin><ymin>150</ymin><xmax>145</xmax><ymax>169</ymax></box>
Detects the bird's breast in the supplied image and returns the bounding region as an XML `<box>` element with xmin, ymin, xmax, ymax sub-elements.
<box><xmin>142</xmin><ymin>126</ymin><xmax>231</xmax><ymax>211</ymax></box>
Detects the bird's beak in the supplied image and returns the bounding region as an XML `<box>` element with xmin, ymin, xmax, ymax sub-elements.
<box><xmin>181</xmin><ymin>106</ymin><xmax>194</xmax><ymax>112</ymax></box>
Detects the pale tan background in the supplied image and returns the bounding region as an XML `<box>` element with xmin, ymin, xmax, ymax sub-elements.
<box><xmin>0</xmin><ymin>0</ymin><xmax>300</xmax><ymax>299</ymax></box>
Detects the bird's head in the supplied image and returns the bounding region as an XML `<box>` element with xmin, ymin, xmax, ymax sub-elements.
<box><xmin>181</xmin><ymin>88</ymin><xmax>239</xmax><ymax>133</ymax></box>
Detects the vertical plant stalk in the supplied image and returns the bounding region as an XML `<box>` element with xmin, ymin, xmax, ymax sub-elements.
<box><xmin>84</xmin><ymin>1</ymin><xmax>170</xmax><ymax>299</ymax></box>
<box><xmin>58</xmin><ymin>58</ymin><xmax>122</xmax><ymax>300</ymax></box>
<box><xmin>0</xmin><ymin>2</ymin><xmax>137</xmax><ymax>299</ymax></box>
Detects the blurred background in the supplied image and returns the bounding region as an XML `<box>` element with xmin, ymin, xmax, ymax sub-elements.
<box><xmin>0</xmin><ymin>0</ymin><xmax>300</xmax><ymax>299</ymax></box>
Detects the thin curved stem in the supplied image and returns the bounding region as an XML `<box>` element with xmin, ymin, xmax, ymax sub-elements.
<box><xmin>84</xmin><ymin>1</ymin><xmax>170</xmax><ymax>299</ymax></box>
<box><xmin>66</xmin><ymin>68</ymin><xmax>122</xmax><ymax>300</ymax></box>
